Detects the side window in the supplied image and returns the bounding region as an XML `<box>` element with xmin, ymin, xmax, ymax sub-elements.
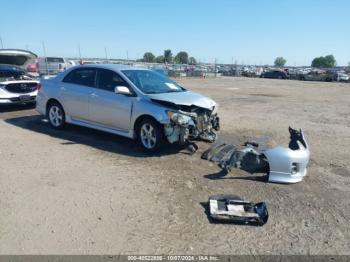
<box><xmin>63</xmin><ymin>69</ymin><xmax>96</xmax><ymax>87</ymax></box>
<box><xmin>97</xmin><ymin>69</ymin><xmax>129</xmax><ymax>92</ymax></box>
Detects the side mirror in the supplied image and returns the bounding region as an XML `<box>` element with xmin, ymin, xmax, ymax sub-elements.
<box><xmin>115</xmin><ymin>86</ymin><xmax>131</xmax><ymax>96</ymax></box>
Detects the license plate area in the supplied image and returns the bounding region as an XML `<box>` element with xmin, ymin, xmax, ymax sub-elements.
<box><xmin>19</xmin><ymin>95</ymin><xmax>31</xmax><ymax>102</ymax></box>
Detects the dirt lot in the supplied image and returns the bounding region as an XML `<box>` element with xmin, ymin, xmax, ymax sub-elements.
<box><xmin>0</xmin><ymin>77</ymin><xmax>349</xmax><ymax>255</ymax></box>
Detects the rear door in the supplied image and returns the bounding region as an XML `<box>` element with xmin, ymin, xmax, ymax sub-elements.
<box><xmin>60</xmin><ymin>68</ymin><xmax>97</xmax><ymax>121</ymax></box>
<box><xmin>88</xmin><ymin>68</ymin><xmax>133</xmax><ymax>131</ymax></box>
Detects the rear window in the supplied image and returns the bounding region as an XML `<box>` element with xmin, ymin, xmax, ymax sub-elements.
<box><xmin>46</xmin><ymin>57</ymin><xmax>65</xmax><ymax>63</ymax></box>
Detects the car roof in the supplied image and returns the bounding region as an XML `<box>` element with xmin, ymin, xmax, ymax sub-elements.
<box><xmin>78</xmin><ymin>63</ymin><xmax>149</xmax><ymax>72</ymax></box>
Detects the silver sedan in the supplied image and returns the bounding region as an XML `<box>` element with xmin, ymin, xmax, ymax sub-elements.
<box><xmin>36</xmin><ymin>64</ymin><xmax>220</xmax><ymax>152</ymax></box>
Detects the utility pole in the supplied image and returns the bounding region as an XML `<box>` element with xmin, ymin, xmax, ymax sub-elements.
<box><xmin>126</xmin><ymin>50</ymin><xmax>129</xmax><ymax>61</ymax></box>
<box><xmin>104</xmin><ymin>47</ymin><xmax>108</xmax><ymax>62</ymax></box>
<box><xmin>214</xmin><ymin>58</ymin><xmax>217</xmax><ymax>77</ymax></box>
<box><xmin>42</xmin><ymin>41</ymin><xmax>49</xmax><ymax>75</ymax></box>
<box><xmin>78</xmin><ymin>44</ymin><xmax>82</xmax><ymax>59</ymax></box>
<box><xmin>0</xmin><ymin>36</ymin><xmax>3</xmax><ymax>49</ymax></box>
<box><xmin>235</xmin><ymin>59</ymin><xmax>238</xmax><ymax>77</ymax></box>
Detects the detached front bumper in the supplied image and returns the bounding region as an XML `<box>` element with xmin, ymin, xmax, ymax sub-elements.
<box><xmin>264</xmin><ymin>145</ymin><xmax>310</xmax><ymax>183</ymax></box>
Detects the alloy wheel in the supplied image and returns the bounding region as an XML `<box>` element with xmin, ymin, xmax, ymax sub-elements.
<box><xmin>49</xmin><ymin>105</ymin><xmax>63</xmax><ymax>127</ymax></box>
<box><xmin>140</xmin><ymin>123</ymin><xmax>157</xmax><ymax>149</ymax></box>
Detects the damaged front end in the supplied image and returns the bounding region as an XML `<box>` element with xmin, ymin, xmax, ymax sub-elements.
<box><xmin>153</xmin><ymin>99</ymin><xmax>220</xmax><ymax>145</ymax></box>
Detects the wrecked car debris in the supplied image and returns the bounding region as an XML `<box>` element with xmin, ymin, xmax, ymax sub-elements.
<box><xmin>160</xmin><ymin>100</ymin><xmax>220</xmax><ymax>147</ymax></box>
<box><xmin>209</xmin><ymin>194</ymin><xmax>268</xmax><ymax>226</ymax></box>
<box><xmin>202</xmin><ymin>127</ymin><xmax>310</xmax><ymax>184</ymax></box>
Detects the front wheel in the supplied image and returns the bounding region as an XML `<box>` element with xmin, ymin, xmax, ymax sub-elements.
<box><xmin>137</xmin><ymin>118</ymin><xmax>164</xmax><ymax>153</ymax></box>
<box><xmin>47</xmin><ymin>102</ymin><xmax>66</xmax><ymax>129</ymax></box>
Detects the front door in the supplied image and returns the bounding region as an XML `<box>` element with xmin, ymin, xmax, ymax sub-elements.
<box><xmin>88</xmin><ymin>69</ymin><xmax>133</xmax><ymax>132</ymax></box>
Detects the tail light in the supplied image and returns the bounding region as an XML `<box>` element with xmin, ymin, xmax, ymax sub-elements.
<box><xmin>35</xmin><ymin>83</ymin><xmax>41</xmax><ymax>91</ymax></box>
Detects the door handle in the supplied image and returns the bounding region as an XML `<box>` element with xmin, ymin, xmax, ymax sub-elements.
<box><xmin>60</xmin><ymin>86</ymin><xmax>66</xmax><ymax>91</ymax></box>
<box><xmin>90</xmin><ymin>93</ymin><xmax>98</xmax><ymax>98</ymax></box>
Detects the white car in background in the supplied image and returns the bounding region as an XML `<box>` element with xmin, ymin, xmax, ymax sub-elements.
<box><xmin>0</xmin><ymin>49</ymin><xmax>39</xmax><ymax>105</ymax></box>
<box><xmin>335</xmin><ymin>72</ymin><xmax>349</xmax><ymax>82</ymax></box>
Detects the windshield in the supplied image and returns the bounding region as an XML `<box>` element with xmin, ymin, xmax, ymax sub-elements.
<box><xmin>46</xmin><ymin>57</ymin><xmax>65</xmax><ymax>63</ymax></box>
<box><xmin>122</xmin><ymin>70</ymin><xmax>185</xmax><ymax>94</ymax></box>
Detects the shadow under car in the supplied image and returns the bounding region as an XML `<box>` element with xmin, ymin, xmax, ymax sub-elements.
<box><xmin>5</xmin><ymin>115</ymin><xmax>186</xmax><ymax>158</ymax></box>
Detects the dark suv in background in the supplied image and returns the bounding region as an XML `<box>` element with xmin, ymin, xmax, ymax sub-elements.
<box><xmin>260</xmin><ymin>70</ymin><xmax>288</xmax><ymax>79</ymax></box>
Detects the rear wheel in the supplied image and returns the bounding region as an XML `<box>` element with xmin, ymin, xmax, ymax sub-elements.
<box><xmin>47</xmin><ymin>102</ymin><xmax>65</xmax><ymax>129</ymax></box>
<box><xmin>137</xmin><ymin>118</ymin><xmax>164</xmax><ymax>153</ymax></box>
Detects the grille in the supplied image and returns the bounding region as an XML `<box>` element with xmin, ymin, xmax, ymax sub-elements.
<box><xmin>5</xmin><ymin>83</ymin><xmax>37</xmax><ymax>94</ymax></box>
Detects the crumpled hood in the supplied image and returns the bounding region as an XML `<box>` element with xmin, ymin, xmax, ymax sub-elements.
<box><xmin>148</xmin><ymin>91</ymin><xmax>216</xmax><ymax>110</ymax></box>
<box><xmin>0</xmin><ymin>49</ymin><xmax>37</xmax><ymax>68</ymax></box>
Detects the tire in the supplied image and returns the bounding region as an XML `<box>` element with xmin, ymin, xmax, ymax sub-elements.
<box><xmin>137</xmin><ymin>118</ymin><xmax>164</xmax><ymax>153</ymax></box>
<box><xmin>47</xmin><ymin>101</ymin><xmax>66</xmax><ymax>129</ymax></box>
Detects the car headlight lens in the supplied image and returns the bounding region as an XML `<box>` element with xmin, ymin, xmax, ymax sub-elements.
<box><xmin>167</xmin><ymin>111</ymin><xmax>192</xmax><ymax>126</ymax></box>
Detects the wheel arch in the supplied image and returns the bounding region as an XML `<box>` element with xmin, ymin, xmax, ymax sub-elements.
<box><xmin>133</xmin><ymin>114</ymin><xmax>162</xmax><ymax>138</ymax></box>
<box><xmin>46</xmin><ymin>98</ymin><xmax>63</xmax><ymax>114</ymax></box>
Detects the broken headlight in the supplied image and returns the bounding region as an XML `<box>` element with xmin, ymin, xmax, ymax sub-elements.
<box><xmin>167</xmin><ymin>111</ymin><xmax>193</xmax><ymax>126</ymax></box>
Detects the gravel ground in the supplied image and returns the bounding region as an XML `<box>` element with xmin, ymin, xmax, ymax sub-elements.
<box><xmin>0</xmin><ymin>77</ymin><xmax>349</xmax><ymax>255</ymax></box>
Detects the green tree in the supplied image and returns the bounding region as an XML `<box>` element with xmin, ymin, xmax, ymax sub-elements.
<box><xmin>164</xmin><ymin>49</ymin><xmax>173</xmax><ymax>63</ymax></box>
<box><xmin>174</xmin><ymin>51</ymin><xmax>189</xmax><ymax>64</ymax></box>
<box><xmin>143</xmin><ymin>52</ymin><xmax>155</xmax><ymax>63</ymax></box>
<box><xmin>311</xmin><ymin>55</ymin><xmax>336</xmax><ymax>68</ymax></box>
<box><xmin>188</xmin><ymin>57</ymin><xmax>197</xmax><ymax>65</ymax></box>
<box><xmin>274</xmin><ymin>57</ymin><xmax>286</xmax><ymax>67</ymax></box>
<box><xmin>156</xmin><ymin>55</ymin><xmax>165</xmax><ymax>63</ymax></box>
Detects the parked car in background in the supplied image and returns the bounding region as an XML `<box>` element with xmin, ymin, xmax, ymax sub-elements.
<box><xmin>38</xmin><ymin>57</ymin><xmax>69</xmax><ymax>76</ymax></box>
<box><xmin>260</xmin><ymin>70</ymin><xmax>288</xmax><ymax>79</ymax></box>
<box><xmin>333</xmin><ymin>71</ymin><xmax>349</xmax><ymax>82</ymax></box>
<box><xmin>36</xmin><ymin>64</ymin><xmax>220</xmax><ymax>152</ymax></box>
<box><xmin>299</xmin><ymin>70</ymin><xmax>333</xmax><ymax>82</ymax></box>
<box><xmin>0</xmin><ymin>49</ymin><xmax>39</xmax><ymax>105</ymax></box>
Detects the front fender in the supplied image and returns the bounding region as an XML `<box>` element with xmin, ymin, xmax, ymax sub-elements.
<box><xmin>131</xmin><ymin>98</ymin><xmax>171</xmax><ymax>126</ymax></box>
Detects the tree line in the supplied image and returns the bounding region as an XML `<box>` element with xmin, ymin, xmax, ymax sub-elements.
<box><xmin>140</xmin><ymin>51</ymin><xmax>343</xmax><ymax>68</ymax></box>
<box><xmin>274</xmin><ymin>55</ymin><xmax>338</xmax><ymax>68</ymax></box>
<box><xmin>139</xmin><ymin>49</ymin><xmax>197</xmax><ymax>64</ymax></box>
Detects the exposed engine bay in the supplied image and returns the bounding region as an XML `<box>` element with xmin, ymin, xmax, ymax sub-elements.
<box><xmin>202</xmin><ymin>127</ymin><xmax>310</xmax><ymax>184</ymax></box>
<box><xmin>0</xmin><ymin>66</ymin><xmax>37</xmax><ymax>82</ymax></box>
<box><xmin>152</xmin><ymin>99</ymin><xmax>220</xmax><ymax>146</ymax></box>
